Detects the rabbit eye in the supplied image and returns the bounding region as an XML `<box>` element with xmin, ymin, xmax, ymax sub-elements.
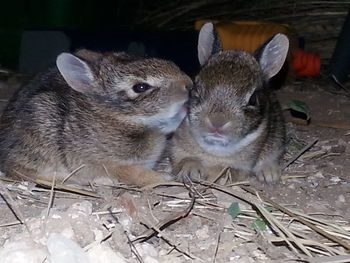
<box><xmin>248</xmin><ymin>91</ymin><xmax>259</xmax><ymax>107</ymax></box>
<box><xmin>132</xmin><ymin>83</ymin><xmax>151</xmax><ymax>93</ymax></box>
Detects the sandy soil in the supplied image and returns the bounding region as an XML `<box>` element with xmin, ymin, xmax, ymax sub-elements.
<box><xmin>0</xmin><ymin>74</ymin><xmax>349</xmax><ymax>263</ymax></box>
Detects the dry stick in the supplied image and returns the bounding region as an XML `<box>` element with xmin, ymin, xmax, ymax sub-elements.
<box><xmin>287</xmin><ymin>117</ymin><xmax>350</xmax><ymax>130</ymax></box>
<box><xmin>0</xmin><ymin>182</ymin><xmax>32</xmax><ymax>235</ymax></box>
<box><xmin>13</xmin><ymin>170</ymin><xmax>100</xmax><ymax>198</ymax></box>
<box><xmin>309</xmin><ymin>254</ymin><xmax>350</xmax><ymax>263</ymax></box>
<box><xmin>62</xmin><ymin>164</ymin><xmax>85</xmax><ymax>183</ymax></box>
<box><xmin>84</xmin><ymin>232</ymin><xmax>113</xmax><ymax>252</ymax></box>
<box><xmin>125</xmin><ymin>232</ymin><xmax>145</xmax><ymax>263</ymax></box>
<box><xmin>133</xmin><ymin>191</ymin><xmax>196</xmax><ymax>243</ymax></box>
<box><xmin>283</xmin><ymin>139</ymin><xmax>318</xmax><ymax>170</ymax></box>
<box><xmin>212</xmin><ymin>230</ymin><xmax>222</xmax><ymax>263</ymax></box>
<box><xmin>255</xmin><ymin>201</ymin><xmax>311</xmax><ymax>256</ymax></box>
<box><xmin>199</xmin><ymin>181</ymin><xmax>311</xmax><ymax>256</ymax></box>
<box><xmin>269</xmin><ymin>237</ymin><xmax>345</xmax><ymax>256</ymax></box>
<box><xmin>0</xmin><ymin>177</ymin><xmax>17</xmax><ymax>183</ymax></box>
<box><xmin>240</xmin><ymin>186</ymin><xmax>350</xmax><ymax>251</ymax></box>
<box><xmin>43</xmin><ymin>173</ymin><xmax>56</xmax><ymax>233</ymax></box>
<box><xmin>140</xmin><ymin>218</ymin><xmax>200</xmax><ymax>261</ymax></box>
<box><xmin>288</xmin><ymin>209</ymin><xmax>348</xmax><ymax>233</ymax></box>
<box><xmin>35</xmin><ymin>179</ymin><xmax>100</xmax><ymax>198</ymax></box>
<box><xmin>211</xmin><ymin>167</ymin><xmax>230</xmax><ymax>183</ymax></box>
<box><xmin>0</xmin><ymin>220</ymin><xmax>22</xmax><ymax>227</ymax></box>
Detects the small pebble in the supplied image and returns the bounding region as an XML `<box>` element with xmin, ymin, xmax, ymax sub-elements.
<box><xmin>338</xmin><ymin>195</ymin><xmax>345</xmax><ymax>203</ymax></box>
<box><xmin>330</xmin><ymin>176</ymin><xmax>341</xmax><ymax>183</ymax></box>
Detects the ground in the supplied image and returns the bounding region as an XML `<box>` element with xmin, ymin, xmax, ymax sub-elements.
<box><xmin>0</xmin><ymin>73</ymin><xmax>349</xmax><ymax>263</ymax></box>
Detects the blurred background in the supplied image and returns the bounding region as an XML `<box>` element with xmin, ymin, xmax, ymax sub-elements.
<box><xmin>0</xmin><ymin>0</ymin><xmax>349</xmax><ymax>85</ymax></box>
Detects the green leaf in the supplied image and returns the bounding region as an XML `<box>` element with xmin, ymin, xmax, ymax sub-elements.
<box><xmin>264</xmin><ymin>206</ymin><xmax>274</xmax><ymax>212</ymax></box>
<box><xmin>252</xmin><ymin>218</ymin><xmax>267</xmax><ymax>231</ymax></box>
<box><xmin>227</xmin><ymin>202</ymin><xmax>241</xmax><ymax>219</ymax></box>
<box><xmin>286</xmin><ymin>100</ymin><xmax>311</xmax><ymax>120</ymax></box>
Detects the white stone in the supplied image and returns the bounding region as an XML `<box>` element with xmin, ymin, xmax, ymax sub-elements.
<box><xmin>87</xmin><ymin>244</ymin><xmax>127</xmax><ymax>263</ymax></box>
<box><xmin>47</xmin><ymin>233</ymin><xmax>88</xmax><ymax>263</ymax></box>
<box><xmin>0</xmin><ymin>240</ymin><xmax>47</xmax><ymax>263</ymax></box>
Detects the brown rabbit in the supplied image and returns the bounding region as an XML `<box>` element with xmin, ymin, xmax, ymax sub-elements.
<box><xmin>0</xmin><ymin>49</ymin><xmax>192</xmax><ymax>186</ymax></box>
<box><xmin>170</xmin><ymin>23</ymin><xmax>289</xmax><ymax>183</ymax></box>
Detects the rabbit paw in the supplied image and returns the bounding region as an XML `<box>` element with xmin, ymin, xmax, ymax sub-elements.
<box><xmin>256</xmin><ymin>162</ymin><xmax>282</xmax><ymax>183</ymax></box>
<box><xmin>173</xmin><ymin>158</ymin><xmax>207</xmax><ymax>183</ymax></box>
<box><xmin>115</xmin><ymin>164</ymin><xmax>171</xmax><ymax>187</ymax></box>
<box><xmin>229</xmin><ymin>168</ymin><xmax>251</xmax><ymax>182</ymax></box>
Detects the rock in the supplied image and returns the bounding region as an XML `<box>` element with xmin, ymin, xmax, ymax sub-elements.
<box><xmin>47</xmin><ymin>233</ymin><xmax>88</xmax><ymax>263</ymax></box>
<box><xmin>0</xmin><ymin>239</ymin><xmax>47</xmax><ymax>263</ymax></box>
<box><xmin>87</xmin><ymin>244</ymin><xmax>127</xmax><ymax>263</ymax></box>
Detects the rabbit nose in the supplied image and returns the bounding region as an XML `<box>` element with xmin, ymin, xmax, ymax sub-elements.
<box><xmin>171</xmin><ymin>79</ymin><xmax>192</xmax><ymax>99</ymax></box>
<box><xmin>205</xmin><ymin>116</ymin><xmax>231</xmax><ymax>133</ymax></box>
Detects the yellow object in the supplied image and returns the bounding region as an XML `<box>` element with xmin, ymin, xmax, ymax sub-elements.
<box><xmin>195</xmin><ymin>20</ymin><xmax>296</xmax><ymax>54</ymax></box>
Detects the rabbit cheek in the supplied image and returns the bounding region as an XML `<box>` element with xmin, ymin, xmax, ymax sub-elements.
<box><xmin>243</xmin><ymin>108</ymin><xmax>264</xmax><ymax>134</ymax></box>
<box><xmin>138</xmin><ymin>100</ymin><xmax>187</xmax><ymax>134</ymax></box>
<box><xmin>169</xmin><ymin>79</ymin><xmax>191</xmax><ymax>103</ymax></box>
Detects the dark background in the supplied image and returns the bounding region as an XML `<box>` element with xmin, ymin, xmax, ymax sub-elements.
<box><xmin>0</xmin><ymin>0</ymin><xmax>348</xmax><ymax>83</ymax></box>
<box><xmin>0</xmin><ymin>0</ymin><xmax>202</xmax><ymax>74</ymax></box>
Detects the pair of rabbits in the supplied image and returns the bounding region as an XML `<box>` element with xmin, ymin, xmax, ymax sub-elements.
<box><xmin>0</xmin><ymin>23</ymin><xmax>289</xmax><ymax>186</ymax></box>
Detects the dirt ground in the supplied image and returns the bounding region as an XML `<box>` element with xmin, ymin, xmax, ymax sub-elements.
<box><xmin>0</xmin><ymin>73</ymin><xmax>349</xmax><ymax>263</ymax></box>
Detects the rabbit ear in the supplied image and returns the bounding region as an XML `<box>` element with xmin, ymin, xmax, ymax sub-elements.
<box><xmin>198</xmin><ymin>22</ymin><xmax>223</xmax><ymax>66</ymax></box>
<box><xmin>56</xmin><ymin>53</ymin><xmax>96</xmax><ymax>94</ymax></box>
<box><xmin>74</xmin><ymin>49</ymin><xmax>103</xmax><ymax>62</ymax></box>
<box><xmin>256</xmin><ymin>34</ymin><xmax>289</xmax><ymax>80</ymax></box>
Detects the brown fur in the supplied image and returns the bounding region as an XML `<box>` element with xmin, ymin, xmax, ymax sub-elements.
<box><xmin>0</xmin><ymin>50</ymin><xmax>192</xmax><ymax>186</ymax></box>
<box><xmin>170</xmin><ymin>24</ymin><xmax>288</xmax><ymax>183</ymax></box>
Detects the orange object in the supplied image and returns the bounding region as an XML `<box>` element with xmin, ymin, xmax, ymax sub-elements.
<box><xmin>292</xmin><ymin>50</ymin><xmax>321</xmax><ymax>77</ymax></box>
<box><xmin>194</xmin><ymin>20</ymin><xmax>297</xmax><ymax>54</ymax></box>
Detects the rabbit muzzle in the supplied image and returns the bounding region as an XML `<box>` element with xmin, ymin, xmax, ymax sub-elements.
<box><xmin>198</xmin><ymin>116</ymin><xmax>233</xmax><ymax>146</ymax></box>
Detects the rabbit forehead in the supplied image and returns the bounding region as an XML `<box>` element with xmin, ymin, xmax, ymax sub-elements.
<box><xmin>105</xmin><ymin>57</ymin><xmax>185</xmax><ymax>80</ymax></box>
<box><xmin>196</xmin><ymin>52</ymin><xmax>263</xmax><ymax>103</ymax></box>
<box><xmin>199</xmin><ymin>50</ymin><xmax>262</xmax><ymax>87</ymax></box>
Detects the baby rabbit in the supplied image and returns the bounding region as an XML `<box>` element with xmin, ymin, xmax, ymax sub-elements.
<box><xmin>171</xmin><ymin>23</ymin><xmax>289</xmax><ymax>183</ymax></box>
<box><xmin>0</xmin><ymin>49</ymin><xmax>192</xmax><ymax>186</ymax></box>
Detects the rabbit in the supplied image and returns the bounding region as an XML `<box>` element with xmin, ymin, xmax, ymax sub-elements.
<box><xmin>0</xmin><ymin>49</ymin><xmax>192</xmax><ymax>187</ymax></box>
<box><xmin>170</xmin><ymin>23</ymin><xmax>289</xmax><ymax>183</ymax></box>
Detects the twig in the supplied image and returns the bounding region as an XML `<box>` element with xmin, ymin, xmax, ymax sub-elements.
<box><xmin>140</xmin><ymin>218</ymin><xmax>200</xmax><ymax>261</ymax></box>
<box><xmin>13</xmin><ymin>170</ymin><xmax>100</xmax><ymax>197</ymax></box>
<box><xmin>309</xmin><ymin>254</ymin><xmax>350</xmax><ymax>263</ymax></box>
<box><xmin>212</xmin><ymin>230</ymin><xmax>222</xmax><ymax>263</ymax></box>
<box><xmin>35</xmin><ymin>179</ymin><xmax>100</xmax><ymax>198</ymax></box>
<box><xmin>0</xmin><ymin>182</ymin><xmax>32</xmax><ymax>235</ymax></box>
<box><xmin>287</xmin><ymin>117</ymin><xmax>350</xmax><ymax>130</ymax></box>
<box><xmin>199</xmin><ymin>181</ymin><xmax>312</xmax><ymax>256</ymax></box>
<box><xmin>211</xmin><ymin>167</ymin><xmax>230</xmax><ymax>183</ymax></box>
<box><xmin>43</xmin><ymin>173</ymin><xmax>56</xmax><ymax>232</ymax></box>
<box><xmin>133</xmin><ymin>189</ymin><xmax>195</xmax><ymax>243</ymax></box>
<box><xmin>241</xmin><ymin>186</ymin><xmax>350</xmax><ymax>251</ymax></box>
<box><xmin>125</xmin><ymin>231</ymin><xmax>145</xmax><ymax>263</ymax></box>
<box><xmin>84</xmin><ymin>232</ymin><xmax>113</xmax><ymax>252</ymax></box>
<box><xmin>62</xmin><ymin>164</ymin><xmax>85</xmax><ymax>183</ymax></box>
<box><xmin>283</xmin><ymin>139</ymin><xmax>318</xmax><ymax>169</ymax></box>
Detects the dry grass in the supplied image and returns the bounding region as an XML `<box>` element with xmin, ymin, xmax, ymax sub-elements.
<box><xmin>0</xmin><ymin>113</ymin><xmax>349</xmax><ymax>261</ymax></box>
<box><xmin>1</xmin><ymin>169</ymin><xmax>349</xmax><ymax>261</ymax></box>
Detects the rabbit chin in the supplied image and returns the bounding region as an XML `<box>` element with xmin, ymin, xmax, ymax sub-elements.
<box><xmin>139</xmin><ymin>101</ymin><xmax>187</xmax><ymax>134</ymax></box>
<box><xmin>195</xmin><ymin>125</ymin><xmax>265</xmax><ymax>157</ymax></box>
<box><xmin>196</xmin><ymin>134</ymin><xmax>234</xmax><ymax>156</ymax></box>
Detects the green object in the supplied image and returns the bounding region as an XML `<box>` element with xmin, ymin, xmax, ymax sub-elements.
<box><xmin>286</xmin><ymin>100</ymin><xmax>311</xmax><ymax>120</ymax></box>
<box><xmin>264</xmin><ymin>206</ymin><xmax>274</xmax><ymax>213</ymax></box>
<box><xmin>228</xmin><ymin>202</ymin><xmax>241</xmax><ymax>219</ymax></box>
<box><xmin>252</xmin><ymin>218</ymin><xmax>268</xmax><ymax>231</ymax></box>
